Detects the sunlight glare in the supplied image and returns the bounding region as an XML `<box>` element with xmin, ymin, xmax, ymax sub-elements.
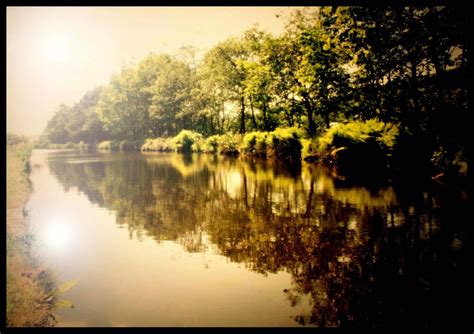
<box><xmin>43</xmin><ymin>217</ymin><xmax>72</xmax><ymax>249</ymax></box>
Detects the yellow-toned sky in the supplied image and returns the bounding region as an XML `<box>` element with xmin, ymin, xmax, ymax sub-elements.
<box><xmin>7</xmin><ymin>6</ymin><xmax>305</xmax><ymax>137</ymax></box>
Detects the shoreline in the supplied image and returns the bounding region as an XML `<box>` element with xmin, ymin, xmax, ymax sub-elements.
<box><xmin>7</xmin><ymin>143</ymin><xmax>58</xmax><ymax>327</ymax></box>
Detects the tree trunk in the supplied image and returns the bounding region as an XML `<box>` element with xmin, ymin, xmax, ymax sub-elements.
<box><xmin>239</xmin><ymin>96</ymin><xmax>246</xmax><ymax>134</ymax></box>
<box><xmin>411</xmin><ymin>61</ymin><xmax>420</xmax><ymax>114</ymax></box>
<box><xmin>262</xmin><ymin>103</ymin><xmax>269</xmax><ymax>131</ymax></box>
<box><xmin>303</xmin><ymin>94</ymin><xmax>316</xmax><ymax>136</ymax></box>
<box><xmin>249</xmin><ymin>96</ymin><xmax>258</xmax><ymax>130</ymax></box>
<box><xmin>323</xmin><ymin>110</ymin><xmax>330</xmax><ymax>129</ymax></box>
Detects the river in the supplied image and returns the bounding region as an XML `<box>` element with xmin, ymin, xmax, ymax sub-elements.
<box><xmin>25</xmin><ymin>149</ymin><xmax>470</xmax><ymax>327</ymax></box>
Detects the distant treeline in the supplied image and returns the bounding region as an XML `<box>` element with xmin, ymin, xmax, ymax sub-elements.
<box><xmin>38</xmin><ymin>7</ymin><xmax>471</xmax><ymax>181</ymax></box>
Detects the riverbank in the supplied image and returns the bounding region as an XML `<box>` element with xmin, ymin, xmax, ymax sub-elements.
<box><xmin>7</xmin><ymin>141</ymin><xmax>57</xmax><ymax>327</ymax></box>
<box><xmin>37</xmin><ymin>119</ymin><xmax>468</xmax><ymax>185</ymax></box>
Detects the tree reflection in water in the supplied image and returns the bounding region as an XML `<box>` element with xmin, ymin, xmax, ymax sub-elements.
<box><xmin>48</xmin><ymin>151</ymin><xmax>469</xmax><ymax>328</ymax></box>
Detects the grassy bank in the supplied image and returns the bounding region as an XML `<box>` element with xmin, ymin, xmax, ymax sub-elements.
<box><xmin>39</xmin><ymin>119</ymin><xmax>467</xmax><ymax>181</ymax></box>
<box><xmin>6</xmin><ymin>141</ymin><xmax>58</xmax><ymax>327</ymax></box>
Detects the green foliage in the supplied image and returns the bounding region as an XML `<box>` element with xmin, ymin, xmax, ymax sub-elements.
<box><xmin>202</xmin><ymin>135</ymin><xmax>221</xmax><ymax>154</ymax></box>
<box><xmin>218</xmin><ymin>133</ymin><xmax>242</xmax><ymax>156</ymax></box>
<box><xmin>141</xmin><ymin>138</ymin><xmax>174</xmax><ymax>152</ymax></box>
<box><xmin>34</xmin><ymin>135</ymin><xmax>51</xmax><ymax>149</ymax></box>
<box><xmin>241</xmin><ymin>128</ymin><xmax>304</xmax><ymax>160</ymax></box>
<box><xmin>241</xmin><ymin>131</ymin><xmax>269</xmax><ymax>157</ymax></box>
<box><xmin>39</xmin><ymin>7</ymin><xmax>470</xmax><ymax>179</ymax></box>
<box><xmin>319</xmin><ymin>120</ymin><xmax>399</xmax><ymax>154</ymax></box>
<box><xmin>7</xmin><ymin>133</ymin><xmax>29</xmax><ymax>146</ymax></box>
<box><xmin>312</xmin><ymin>120</ymin><xmax>399</xmax><ymax>171</ymax></box>
<box><xmin>119</xmin><ymin>140</ymin><xmax>143</xmax><ymax>151</ymax></box>
<box><xmin>64</xmin><ymin>141</ymin><xmax>77</xmax><ymax>149</ymax></box>
<box><xmin>266</xmin><ymin>127</ymin><xmax>303</xmax><ymax>161</ymax></box>
<box><xmin>78</xmin><ymin>141</ymin><xmax>89</xmax><ymax>150</ymax></box>
<box><xmin>12</xmin><ymin>142</ymin><xmax>34</xmax><ymax>175</ymax></box>
<box><xmin>42</xmin><ymin>88</ymin><xmax>106</xmax><ymax>145</ymax></box>
<box><xmin>172</xmin><ymin>130</ymin><xmax>203</xmax><ymax>153</ymax></box>
<box><xmin>191</xmin><ymin>136</ymin><xmax>205</xmax><ymax>153</ymax></box>
<box><xmin>97</xmin><ymin>140</ymin><xmax>142</xmax><ymax>151</ymax></box>
<box><xmin>98</xmin><ymin>140</ymin><xmax>119</xmax><ymax>151</ymax></box>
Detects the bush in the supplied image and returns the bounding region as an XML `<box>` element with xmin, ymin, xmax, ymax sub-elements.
<box><xmin>191</xmin><ymin>136</ymin><xmax>205</xmax><ymax>153</ymax></box>
<box><xmin>266</xmin><ymin>127</ymin><xmax>303</xmax><ymax>161</ymax></box>
<box><xmin>118</xmin><ymin>140</ymin><xmax>143</xmax><ymax>151</ymax></box>
<box><xmin>141</xmin><ymin>138</ymin><xmax>174</xmax><ymax>152</ymax></box>
<box><xmin>172</xmin><ymin>130</ymin><xmax>203</xmax><ymax>153</ymax></box>
<box><xmin>7</xmin><ymin>133</ymin><xmax>28</xmax><ymax>146</ymax></box>
<box><xmin>316</xmin><ymin>120</ymin><xmax>399</xmax><ymax>170</ymax></box>
<box><xmin>78</xmin><ymin>141</ymin><xmax>89</xmax><ymax>150</ymax></box>
<box><xmin>319</xmin><ymin>120</ymin><xmax>398</xmax><ymax>154</ymax></box>
<box><xmin>202</xmin><ymin>135</ymin><xmax>220</xmax><ymax>154</ymax></box>
<box><xmin>98</xmin><ymin>140</ymin><xmax>118</xmax><ymax>151</ymax></box>
<box><xmin>34</xmin><ymin>136</ymin><xmax>51</xmax><ymax>149</ymax></box>
<box><xmin>64</xmin><ymin>141</ymin><xmax>77</xmax><ymax>149</ymax></box>
<box><xmin>218</xmin><ymin>133</ymin><xmax>241</xmax><ymax>156</ymax></box>
<box><xmin>241</xmin><ymin>132</ymin><xmax>269</xmax><ymax>157</ymax></box>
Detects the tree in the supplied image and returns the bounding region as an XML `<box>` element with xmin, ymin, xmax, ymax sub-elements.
<box><xmin>148</xmin><ymin>54</ymin><xmax>194</xmax><ymax>137</ymax></box>
<box><xmin>201</xmin><ymin>37</ymin><xmax>250</xmax><ymax>134</ymax></box>
<box><xmin>268</xmin><ymin>9</ymin><xmax>349</xmax><ymax>136</ymax></box>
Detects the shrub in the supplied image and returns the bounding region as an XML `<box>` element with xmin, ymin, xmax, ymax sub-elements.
<box><xmin>241</xmin><ymin>131</ymin><xmax>269</xmax><ymax>157</ymax></box>
<box><xmin>98</xmin><ymin>140</ymin><xmax>118</xmax><ymax>151</ymax></box>
<box><xmin>64</xmin><ymin>141</ymin><xmax>77</xmax><ymax>149</ymax></box>
<box><xmin>7</xmin><ymin>133</ymin><xmax>28</xmax><ymax>146</ymax></box>
<box><xmin>218</xmin><ymin>133</ymin><xmax>241</xmax><ymax>156</ymax></box>
<box><xmin>316</xmin><ymin>120</ymin><xmax>399</xmax><ymax>170</ymax></box>
<box><xmin>191</xmin><ymin>136</ymin><xmax>205</xmax><ymax>153</ymax></box>
<box><xmin>202</xmin><ymin>135</ymin><xmax>220</xmax><ymax>154</ymax></box>
<box><xmin>78</xmin><ymin>141</ymin><xmax>89</xmax><ymax>150</ymax></box>
<box><xmin>141</xmin><ymin>138</ymin><xmax>174</xmax><ymax>152</ymax></box>
<box><xmin>266</xmin><ymin>127</ymin><xmax>303</xmax><ymax>161</ymax></box>
<box><xmin>172</xmin><ymin>130</ymin><xmax>203</xmax><ymax>153</ymax></box>
<box><xmin>118</xmin><ymin>140</ymin><xmax>143</xmax><ymax>151</ymax></box>
<box><xmin>319</xmin><ymin>120</ymin><xmax>398</xmax><ymax>154</ymax></box>
<box><xmin>34</xmin><ymin>136</ymin><xmax>51</xmax><ymax>149</ymax></box>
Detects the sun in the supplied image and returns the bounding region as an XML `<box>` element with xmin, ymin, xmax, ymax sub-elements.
<box><xmin>43</xmin><ymin>36</ymin><xmax>70</xmax><ymax>63</ymax></box>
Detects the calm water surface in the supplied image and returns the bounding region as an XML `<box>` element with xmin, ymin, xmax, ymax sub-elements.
<box><xmin>26</xmin><ymin>149</ymin><xmax>470</xmax><ymax>327</ymax></box>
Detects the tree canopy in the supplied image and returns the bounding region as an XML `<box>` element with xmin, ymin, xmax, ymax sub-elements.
<box><xmin>40</xmin><ymin>6</ymin><xmax>470</xmax><ymax>179</ymax></box>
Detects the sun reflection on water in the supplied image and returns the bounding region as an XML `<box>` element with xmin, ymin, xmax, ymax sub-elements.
<box><xmin>42</xmin><ymin>217</ymin><xmax>73</xmax><ymax>250</ymax></box>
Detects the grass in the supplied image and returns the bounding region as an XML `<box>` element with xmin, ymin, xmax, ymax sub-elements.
<box><xmin>7</xmin><ymin>141</ymin><xmax>59</xmax><ymax>327</ymax></box>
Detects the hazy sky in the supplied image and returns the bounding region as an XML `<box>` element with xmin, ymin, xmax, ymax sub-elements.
<box><xmin>7</xmin><ymin>6</ymin><xmax>304</xmax><ymax>137</ymax></box>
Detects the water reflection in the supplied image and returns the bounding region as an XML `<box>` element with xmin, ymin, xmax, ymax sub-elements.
<box><xmin>39</xmin><ymin>150</ymin><xmax>469</xmax><ymax>327</ymax></box>
<box><xmin>40</xmin><ymin>217</ymin><xmax>74</xmax><ymax>250</ymax></box>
